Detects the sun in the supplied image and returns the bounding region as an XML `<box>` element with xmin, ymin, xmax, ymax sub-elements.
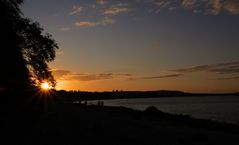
<box><xmin>41</xmin><ymin>82</ymin><xmax>51</xmax><ymax>90</ymax></box>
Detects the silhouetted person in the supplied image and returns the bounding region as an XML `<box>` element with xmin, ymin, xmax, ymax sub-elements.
<box><xmin>97</xmin><ymin>101</ymin><xmax>104</xmax><ymax>107</ymax></box>
<box><xmin>100</xmin><ymin>101</ymin><xmax>104</xmax><ymax>107</ymax></box>
<box><xmin>84</xmin><ymin>100</ymin><xmax>88</xmax><ymax>105</ymax></box>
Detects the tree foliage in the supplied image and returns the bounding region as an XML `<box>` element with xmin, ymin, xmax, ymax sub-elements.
<box><xmin>0</xmin><ymin>0</ymin><xmax>58</xmax><ymax>90</ymax></box>
<box><xmin>0</xmin><ymin>0</ymin><xmax>29</xmax><ymax>90</ymax></box>
<box><xmin>18</xmin><ymin>18</ymin><xmax>58</xmax><ymax>87</ymax></box>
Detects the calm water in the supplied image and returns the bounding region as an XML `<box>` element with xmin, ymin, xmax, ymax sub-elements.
<box><xmin>90</xmin><ymin>95</ymin><xmax>239</xmax><ymax>124</ymax></box>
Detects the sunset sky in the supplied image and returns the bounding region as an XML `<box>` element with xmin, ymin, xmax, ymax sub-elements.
<box><xmin>22</xmin><ymin>0</ymin><xmax>239</xmax><ymax>93</ymax></box>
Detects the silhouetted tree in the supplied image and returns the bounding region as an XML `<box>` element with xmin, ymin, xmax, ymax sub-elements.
<box><xmin>0</xmin><ymin>0</ymin><xmax>29</xmax><ymax>90</ymax></box>
<box><xmin>18</xmin><ymin>18</ymin><xmax>58</xmax><ymax>87</ymax></box>
<box><xmin>0</xmin><ymin>0</ymin><xmax>58</xmax><ymax>91</ymax></box>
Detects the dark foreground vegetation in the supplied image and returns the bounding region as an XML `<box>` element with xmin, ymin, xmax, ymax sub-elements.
<box><xmin>1</xmin><ymin>90</ymin><xmax>239</xmax><ymax>145</ymax></box>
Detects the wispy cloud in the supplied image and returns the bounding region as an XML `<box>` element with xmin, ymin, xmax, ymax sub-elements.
<box><xmin>77</xmin><ymin>73</ymin><xmax>132</xmax><ymax>81</ymax></box>
<box><xmin>52</xmin><ymin>69</ymin><xmax>182</xmax><ymax>82</ymax></box>
<box><xmin>96</xmin><ymin>0</ymin><xmax>108</xmax><ymax>5</ymax></box>
<box><xmin>104</xmin><ymin>4</ymin><xmax>130</xmax><ymax>15</ymax></box>
<box><xmin>67</xmin><ymin>0</ymin><xmax>239</xmax><ymax>26</ymax></box>
<box><xmin>60</xmin><ymin>27</ymin><xmax>72</xmax><ymax>32</ymax></box>
<box><xmin>52</xmin><ymin>69</ymin><xmax>71</xmax><ymax>80</ymax></box>
<box><xmin>66</xmin><ymin>0</ymin><xmax>239</xmax><ymax>31</ymax></box>
<box><xmin>182</xmin><ymin>0</ymin><xmax>239</xmax><ymax>15</ymax></box>
<box><xmin>195</xmin><ymin>0</ymin><xmax>230</xmax><ymax>15</ymax></box>
<box><xmin>209</xmin><ymin>0</ymin><xmax>223</xmax><ymax>15</ymax></box>
<box><xmin>215</xmin><ymin>76</ymin><xmax>239</xmax><ymax>80</ymax></box>
<box><xmin>70</xmin><ymin>73</ymin><xmax>114</xmax><ymax>81</ymax></box>
<box><xmin>128</xmin><ymin>73</ymin><xmax>183</xmax><ymax>80</ymax></box>
<box><xmin>145</xmin><ymin>0</ymin><xmax>179</xmax><ymax>13</ymax></box>
<box><xmin>145</xmin><ymin>0</ymin><xmax>239</xmax><ymax>15</ymax></box>
<box><xmin>53</xmin><ymin>61</ymin><xmax>239</xmax><ymax>83</ymax></box>
<box><xmin>74</xmin><ymin>17</ymin><xmax>115</xmax><ymax>28</ymax></box>
<box><xmin>152</xmin><ymin>0</ymin><xmax>174</xmax><ymax>8</ymax></box>
<box><xmin>172</xmin><ymin>61</ymin><xmax>239</xmax><ymax>81</ymax></box>
<box><xmin>52</xmin><ymin>70</ymin><xmax>132</xmax><ymax>81</ymax></box>
<box><xmin>56</xmin><ymin>51</ymin><xmax>64</xmax><ymax>55</ymax></box>
<box><xmin>181</xmin><ymin>0</ymin><xmax>197</xmax><ymax>9</ymax></box>
<box><xmin>69</xmin><ymin>5</ymin><xmax>83</xmax><ymax>15</ymax></box>
<box><xmin>174</xmin><ymin>61</ymin><xmax>239</xmax><ymax>74</ymax></box>
<box><xmin>224</xmin><ymin>0</ymin><xmax>239</xmax><ymax>15</ymax></box>
<box><xmin>100</xmin><ymin>17</ymin><xmax>115</xmax><ymax>25</ymax></box>
<box><xmin>74</xmin><ymin>21</ymin><xmax>98</xmax><ymax>27</ymax></box>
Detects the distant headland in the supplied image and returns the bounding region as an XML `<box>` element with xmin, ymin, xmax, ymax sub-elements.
<box><xmin>55</xmin><ymin>89</ymin><xmax>239</xmax><ymax>102</ymax></box>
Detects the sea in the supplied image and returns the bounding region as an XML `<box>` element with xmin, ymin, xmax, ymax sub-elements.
<box><xmin>89</xmin><ymin>95</ymin><xmax>239</xmax><ymax>124</ymax></box>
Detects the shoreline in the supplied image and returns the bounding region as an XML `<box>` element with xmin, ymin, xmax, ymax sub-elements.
<box><xmin>2</xmin><ymin>89</ymin><xmax>239</xmax><ymax>145</ymax></box>
<box><xmin>86</xmin><ymin>95</ymin><xmax>239</xmax><ymax>125</ymax></box>
<box><xmin>2</xmin><ymin>100</ymin><xmax>239</xmax><ymax>145</ymax></box>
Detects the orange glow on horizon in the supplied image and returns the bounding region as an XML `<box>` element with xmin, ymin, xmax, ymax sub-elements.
<box><xmin>54</xmin><ymin>78</ymin><xmax>239</xmax><ymax>93</ymax></box>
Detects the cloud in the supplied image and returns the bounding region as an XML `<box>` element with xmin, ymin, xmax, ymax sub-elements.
<box><xmin>174</xmin><ymin>61</ymin><xmax>239</xmax><ymax>74</ymax></box>
<box><xmin>181</xmin><ymin>0</ymin><xmax>197</xmax><ymax>9</ymax></box>
<box><xmin>224</xmin><ymin>0</ymin><xmax>239</xmax><ymax>15</ymax></box>
<box><xmin>52</xmin><ymin>61</ymin><xmax>239</xmax><ymax>83</ymax></box>
<box><xmin>60</xmin><ymin>27</ymin><xmax>72</xmax><ymax>32</ymax></box>
<box><xmin>152</xmin><ymin>1</ymin><xmax>173</xmax><ymax>7</ymax></box>
<box><xmin>145</xmin><ymin>0</ymin><xmax>239</xmax><ymax>15</ymax></box>
<box><xmin>128</xmin><ymin>73</ymin><xmax>183</xmax><ymax>80</ymax></box>
<box><xmin>74</xmin><ymin>21</ymin><xmax>98</xmax><ymax>27</ymax></box>
<box><xmin>104</xmin><ymin>5</ymin><xmax>130</xmax><ymax>15</ymax></box>
<box><xmin>66</xmin><ymin>0</ymin><xmax>239</xmax><ymax>21</ymax></box>
<box><xmin>51</xmin><ymin>69</ymin><xmax>71</xmax><ymax>80</ymax></box>
<box><xmin>100</xmin><ymin>17</ymin><xmax>115</xmax><ymax>25</ymax></box>
<box><xmin>65</xmin><ymin>0</ymin><xmax>239</xmax><ymax>32</ymax></box>
<box><xmin>70</xmin><ymin>73</ymin><xmax>114</xmax><ymax>81</ymax></box>
<box><xmin>52</xmin><ymin>69</ymin><xmax>182</xmax><ymax>82</ymax></box>
<box><xmin>209</xmin><ymin>0</ymin><xmax>223</xmax><ymax>15</ymax></box>
<box><xmin>52</xmin><ymin>70</ymin><xmax>132</xmax><ymax>82</ymax></box>
<box><xmin>96</xmin><ymin>0</ymin><xmax>108</xmax><ymax>5</ymax></box>
<box><xmin>174</xmin><ymin>65</ymin><xmax>210</xmax><ymax>73</ymax></box>
<box><xmin>183</xmin><ymin>0</ymin><xmax>239</xmax><ymax>15</ymax></box>
<box><xmin>74</xmin><ymin>17</ymin><xmax>115</xmax><ymax>28</ymax></box>
<box><xmin>56</xmin><ymin>51</ymin><xmax>64</xmax><ymax>55</ymax></box>
<box><xmin>215</xmin><ymin>76</ymin><xmax>239</xmax><ymax>80</ymax></box>
<box><xmin>148</xmin><ymin>0</ymin><xmax>177</xmax><ymax>12</ymax></box>
<box><xmin>69</xmin><ymin>5</ymin><xmax>83</xmax><ymax>15</ymax></box>
<box><xmin>70</xmin><ymin>73</ymin><xmax>134</xmax><ymax>81</ymax></box>
<box><xmin>165</xmin><ymin>61</ymin><xmax>239</xmax><ymax>81</ymax></box>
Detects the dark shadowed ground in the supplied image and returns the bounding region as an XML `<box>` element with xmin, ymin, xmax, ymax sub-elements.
<box><xmin>1</xmin><ymin>99</ymin><xmax>239</xmax><ymax>145</ymax></box>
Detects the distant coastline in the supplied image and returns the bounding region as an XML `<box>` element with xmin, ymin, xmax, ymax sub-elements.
<box><xmin>55</xmin><ymin>90</ymin><xmax>239</xmax><ymax>102</ymax></box>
